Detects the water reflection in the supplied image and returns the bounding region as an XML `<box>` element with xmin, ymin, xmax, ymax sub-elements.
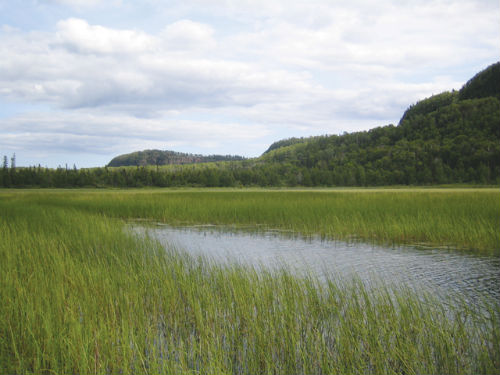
<box><xmin>134</xmin><ymin>223</ymin><xmax>500</xmax><ymax>303</ymax></box>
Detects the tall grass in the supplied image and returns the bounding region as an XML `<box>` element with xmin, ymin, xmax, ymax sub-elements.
<box><xmin>9</xmin><ymin>188</ymin><xmax>500</xmax><ymax>252</ymax></box>
<box><xmin>1</xmin><ymin>189</ymin><xmax>499</xmax><ymax>373</ymax></box>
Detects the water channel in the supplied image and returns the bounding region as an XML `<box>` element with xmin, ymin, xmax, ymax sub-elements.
<box><xmin>133</xmin><ymin>223</ymin><xmax>500</xmax><ymax>304</ymax></box>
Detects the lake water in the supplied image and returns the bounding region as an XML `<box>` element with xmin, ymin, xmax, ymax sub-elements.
<box><xmin>134</xmin><ymin>223</ymin><xmax>500</xmax><ymax>304</ymax></box>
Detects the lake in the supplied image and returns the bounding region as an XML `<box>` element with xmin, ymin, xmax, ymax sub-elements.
<box><xmin>134</xmin><ymin>223</ymin><xmax>500</xmax><ymax>304</ymax></box>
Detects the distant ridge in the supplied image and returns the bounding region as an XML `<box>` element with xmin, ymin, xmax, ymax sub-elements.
<box><xmin>97</xmin><ymin>61</ymin><xmax>500</xmax><ymax>187</ymax></box>
<box><xmin>254</xmin><ymin>61</ymin><xmax>500</xmax><ymax>185</ymax></box>
<box><xmin>264</xmin><ymin>62</ymin><xmax>500</xmax><ymax>158</ymax></box>
<box><xmin>107</xmin><ymin>149</ymin><xmax>245</xmax><ymax>167</ymax></box>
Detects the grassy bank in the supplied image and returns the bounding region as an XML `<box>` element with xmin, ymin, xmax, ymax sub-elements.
<box><xmin>1</xmin><ymin>191</ymin><xmax>499</xmax><ymax>374</ymax></box>
<box><xmin>5</xmin><ymin>188</ymin><xmax>499</xmax><ymax>252</ymax></box>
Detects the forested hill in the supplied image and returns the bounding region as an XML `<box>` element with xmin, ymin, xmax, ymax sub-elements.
<box><xmin>266</xmin><ymin>62</ymin><xmax>499</xmax><ymax>157</ymax></box>
<box><xmin>2</xmin><ymin>62</ymin><xmax>499</xmax><ymax>188</ymax></box>
<box><xmin>107</xmin><ymin>149</ymin><xmax>245</xmax><ymax>167</ymax></box>
<box><xmin>258</xmin><ymin>62</ymin><xmax>500</xmax><ymax>185</ymax></box>
<box><xmin>263</xmin><ymin>136</ymin><xmax>322</xmax><ymax>154</ymax></box>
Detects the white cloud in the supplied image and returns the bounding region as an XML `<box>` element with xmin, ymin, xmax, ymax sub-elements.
<box><xmin>56</xmin><ymin>18</ymin><xmax>155</xmax><ymax>54</ymax></box>
<box><xmin>161</xmin><ymin>20</ymin><xmax>216</xmax><ymax>51</ymax></box>
<box><xmin>221</xmin><ymin>0</ymin><xmax>499</xmax><ymax>74</ymax></box>
<box><xmin>1</xmin><ymin>19</ymin><xmax>318</xmax><ymax>113</ymax></box>
<box><xmin>0</xmin><ymin>110</ymin><xmax>271</xmax><ymax>156</ymax></box>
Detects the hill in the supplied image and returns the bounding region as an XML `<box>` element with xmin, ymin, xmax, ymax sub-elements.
<box><xmin>107</xmin><ymin>149</ymin><xmax>245</xmax><ymax>167</ymax></box>
<box><xmin>2</xmin><ymin>62</ymin><xmax>499</xmax><ymax>188</ymax></box>
<box><xmin>255</xmin><ymin>62</ymin><xmax>499</xmax><ymax>185</ymax></box>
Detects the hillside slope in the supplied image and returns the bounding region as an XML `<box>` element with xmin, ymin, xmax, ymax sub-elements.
<box><xmin>107</xmin><ymin>149</ymin><xmax>245</xmax><ymax>167</ymax></box>
<box><xmin>256</xmin><ymin>62</ymin><xmax>499</xmax><ymax>185</ymax></box>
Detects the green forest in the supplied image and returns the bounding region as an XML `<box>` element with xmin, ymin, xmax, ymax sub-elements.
<box><xmin>107</xmin><ymin>149</ymin><xmax>245</xmax><ymax>167</ymax></box>
<box><xmin>1</xmin><ymin>62</ymin><xmax>499</xmax><ymax>188</ymax></box>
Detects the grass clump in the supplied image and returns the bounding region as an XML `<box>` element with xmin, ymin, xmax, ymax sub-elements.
<box><xmin>1</xmin><ymin>190</ymin><xmax>499</xmax><ymax>374</ymax></box>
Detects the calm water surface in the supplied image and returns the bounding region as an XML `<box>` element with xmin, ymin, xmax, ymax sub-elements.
<box><xmin>134</xmin><ymin>224</ymin><xmax>500</xmax><ymax>303</ymax></box>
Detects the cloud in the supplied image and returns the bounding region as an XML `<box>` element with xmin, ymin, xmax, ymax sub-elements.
<box><xmin>0</xmin><ymin>15</ymin><xmax>464</xmax><ymax>125</ymax></box>
<box><xmin>1</xmin><ymin>18</ymin><xmax>318</xmax><ymax>113</ymax></box>
<box><xmin>56</xmin><ymin>18</ymin><xmax>155</xmax><ymax>54</ymax></box>
<box><xmin>222</xmin><ymin>0</ymin><xmax>499</xmax><ymax>73</ymax></box>
<box><xmin>0</xmin><ymin>19</ymin><xmax>326</xmax><ymax>119</ymax></box>
<box><xmin>161</xmin><ymin>19</ymin><xmax>216</xmax><ymax>51</ymax></box>
<box><xmin>2</xmin><ymin>5</ymin><xmax>497</xmax><ymax>118</ymax></box>
<box><xmin>0</xmin><ymin>110</ymin><xmax>271</xmax><ymax>156</ymax></box>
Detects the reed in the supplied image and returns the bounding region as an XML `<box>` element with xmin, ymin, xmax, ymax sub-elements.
<box><xmin>1</xmin><ymin>189</ymin><xmax>499</xmax><ymax>374</ymax></box>
<box><xmin>9</xmin><ymin>188</ymin><xmax>499</xmax><ymax>252</ymax></box>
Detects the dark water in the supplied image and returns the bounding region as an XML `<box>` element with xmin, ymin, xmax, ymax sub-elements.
<box><xmin>134</xmin><ymin>224</ymin><xmax>500</xmax><ymax>303</ymax></box>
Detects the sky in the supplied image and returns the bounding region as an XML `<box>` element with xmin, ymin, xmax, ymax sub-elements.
<box><xmin>0</xmin><ymin>0</ymin><xmax>498</xmax><ymax>168</ymax></box>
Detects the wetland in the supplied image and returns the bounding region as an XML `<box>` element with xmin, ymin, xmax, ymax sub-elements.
<box><xmin>1</xmin><ymin>188</ymin><xmax>499</xmax><ymax>374</ymax></box>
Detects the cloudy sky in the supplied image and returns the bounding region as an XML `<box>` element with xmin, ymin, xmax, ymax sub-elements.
<box><xmin>0</xmin><ymin>0</ymin><xmax>498</xmax><ymax>168</ymax></box>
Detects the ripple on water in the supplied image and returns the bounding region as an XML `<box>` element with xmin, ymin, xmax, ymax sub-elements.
<box><xmin>132</xmin><ymin>223</ymin><xmax>500</xmax><ymax>305</ymax></box>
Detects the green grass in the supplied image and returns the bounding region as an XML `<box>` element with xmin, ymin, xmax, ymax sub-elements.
<box><xmin>1</xmin><ymin>189</ymin><xmax>499</xmax><ymax>374</ymax></box>
<box><xmin>6</xmin><ymin>187</ymin><xmax>499</xmax><ymax>252</ymax></box>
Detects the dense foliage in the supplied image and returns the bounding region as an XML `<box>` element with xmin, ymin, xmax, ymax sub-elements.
<box><xmin>107</xmin><ymin>149</ymin><xmax>245</xmax><ymax>167</ymax></box>
<box><xmin>263</xmin><ymin>136</ymin><xmax>321</xmax><ymax>154</ymax></box>
<box><xmin>459</xmin><ymin>61</ymin><xmax>500</xmax><ymax>101</ymax></box>
<box><xmin>258</xmin><ymin>96</ymin><xmax>499</xmax><ymax>186</ymax></box>
<box><xmin>1</xmin><ymin>62</ymin><xmax>499</xmax><ymax>188</ymax></box>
